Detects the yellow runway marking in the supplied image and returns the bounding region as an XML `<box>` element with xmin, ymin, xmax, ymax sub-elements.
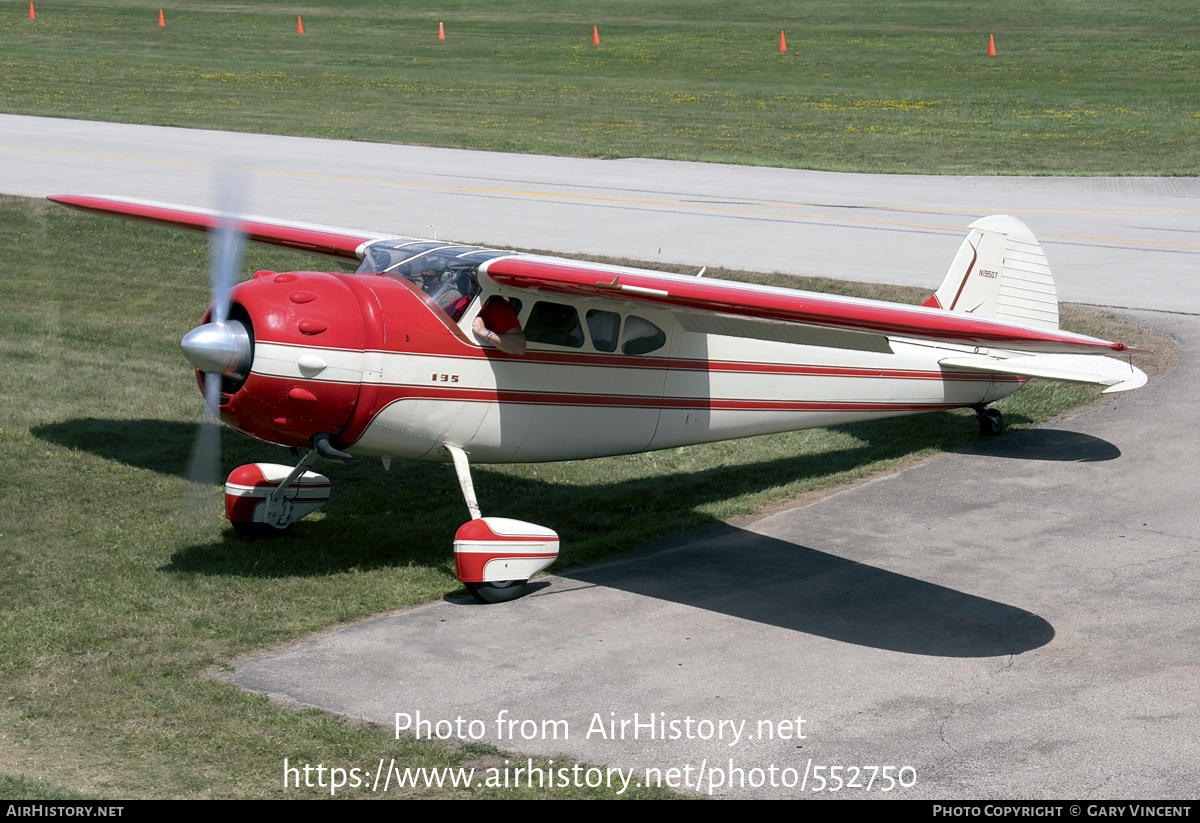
<box><xmin>7</xmin><ymin>144</ymin><xmax>1200</xmax><ymax>249</ymax></box>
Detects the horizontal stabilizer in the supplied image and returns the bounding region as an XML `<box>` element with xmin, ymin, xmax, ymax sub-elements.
<box><xmin>939</xmin><ymin>353</ymin><xmax>1148</xmax><ymax>394</ymax></box>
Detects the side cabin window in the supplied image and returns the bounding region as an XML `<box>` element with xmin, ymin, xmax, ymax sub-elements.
<box><xmin>522</xmin><ymin>301</ymin><xmax>666</xmax><ymax>355</ymax></box>
<box><xmin>525</xmin><ymin>301</ymin><xmax>585</xmax><ymax>348</ymax></box>
<box><xmin>585</xmin><ymin>309</ymin><xmax>620</xmax><ymax>353</ymax></box>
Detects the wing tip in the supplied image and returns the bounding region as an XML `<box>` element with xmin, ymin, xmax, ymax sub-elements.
<box><xmin>1111</xmin><ymin>343</ymin><xmax>1151</xmax><ymax>355</ymax></box>
<box><xmin>47</xmin><ymin>194</ymin><xmax>120</xmax><ymax>213</ymax></box>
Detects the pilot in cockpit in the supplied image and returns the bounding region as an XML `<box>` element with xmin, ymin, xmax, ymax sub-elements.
<box><xmin>411</xmin><ymin>256</ymin><xmax>454</xmax><ymax>302</ymax></box>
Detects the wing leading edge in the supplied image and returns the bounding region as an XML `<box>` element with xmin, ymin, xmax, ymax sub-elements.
<box><xmin>48</xmin><ymin>194</ymin><xmax>396</xmax><ymax>261</ymax></box>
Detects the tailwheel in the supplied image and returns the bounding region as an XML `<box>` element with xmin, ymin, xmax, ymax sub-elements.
<box><xmin>464</xmin><ymin>580</ymin><xmax>529</xmax><ymax>604</ymax></box>
<box><xmin>976</xmin><ymin>407</ymin><xmax>1004</xmax><ymax>437</ymax></box>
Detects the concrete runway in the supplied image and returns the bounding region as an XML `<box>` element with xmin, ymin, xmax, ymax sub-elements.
<box><xmin>3</xmin><ymin>114</ymin><xmax>1198</xmax><ymax>312</ymax></box>
<box><xmin>5</xmin><ymin>116</ymin><xmax>1197</xmax><ymax>798</ymax></box>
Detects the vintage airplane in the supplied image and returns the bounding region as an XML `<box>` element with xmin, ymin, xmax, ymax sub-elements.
<box><xmin>50</xmin><ymin>194</ymin><xmax>1146</xmax><ymax>602</ymax></box>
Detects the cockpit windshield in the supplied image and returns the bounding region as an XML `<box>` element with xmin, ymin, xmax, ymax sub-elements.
<box><xmin>356</xmin><ymin>240</ymin><xmax>511</xmax><ymax>322</ymax></box>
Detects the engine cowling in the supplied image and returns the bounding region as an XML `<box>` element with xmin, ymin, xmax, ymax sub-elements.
<box><xmin>183</xmin><ymin>269</ymin><xmax>474</xmax><ymax>454</ymax></box>
<box><xmin>212</xmin><ymin>271</ymin><xmax>371</xmax><ymax>448</ymax></box>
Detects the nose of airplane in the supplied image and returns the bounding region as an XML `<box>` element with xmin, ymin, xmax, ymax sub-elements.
<box><xmin>181</xmin><ymin>319</ymin><xmax>253</xmax><ymax>381</ymax></box>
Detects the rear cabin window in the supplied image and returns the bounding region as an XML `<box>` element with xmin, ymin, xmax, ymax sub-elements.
<box><xmin>621</xmin><ymin>315</ymin><xmax>667</xmax><ymax>355</ymax></box>
<box><xmin>525</xmin><ymin>301</ymin><xmax>585</xmax><ymax>348</ymax></box>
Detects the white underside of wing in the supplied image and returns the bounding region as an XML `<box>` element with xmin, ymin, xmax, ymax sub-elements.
<box><xmin>939</xmin><ymin>353</ymin><xmax>1148</xmax><ymax>393</ymax></box>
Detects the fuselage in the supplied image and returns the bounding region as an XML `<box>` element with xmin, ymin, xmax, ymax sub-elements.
<box><xmin>212</xmin><ymin>253</ymin><xmax>1023</xmax><ymax>464</ymax></box>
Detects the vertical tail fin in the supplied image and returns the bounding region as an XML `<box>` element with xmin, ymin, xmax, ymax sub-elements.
<box><xmin>925</xmin><ymin>215</ymin><xmax>1059</xmax><ymax>330</ymax></box>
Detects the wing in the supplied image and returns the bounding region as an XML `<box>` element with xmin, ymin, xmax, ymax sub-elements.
<box><xmin>482</xmin><ymin>256</ymin><xmax>1143</xmax><ymax>356</ymax></box>
<box><xmin>48</xmin><ymin>194</ymin><xmax>398</xmax><ymax>261</ymax></box>
<box><xmin>55</xmin><ymin>196</ymin><xmax>1146</xmax><ymax>388</ymax></box>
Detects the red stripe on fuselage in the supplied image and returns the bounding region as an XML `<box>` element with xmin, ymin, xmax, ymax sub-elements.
<box><xmin>254</xmin><ymin>339</ymin><xmax>1016</xmax><ymax>383</ymax></box>
<box><xmin>345</xmin><ymin>382</ymin><xmax>981</xmax><ymax>413</ymax></box>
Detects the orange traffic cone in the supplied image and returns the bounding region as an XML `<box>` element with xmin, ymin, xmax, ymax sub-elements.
<box><xmin>779</xmin><ymin>30</ymin><xmax>787</xmax><ymax>52</ymax></box>
<box><xmin>592</xmin><ymin>25</ymin><xmax>599</xmax><ymax>45</ymax></box>
<box><xmin>297</xmin><ymin>15</ymin><xmax>304</xmax><ymax>34</ymax></box>
<box><xmin>29</xmin><ymin>2</ymin><xmax>35</xmax><ymax>19</ymax></box>
<box><xmin>158</xmin><ymin>9</ymin><xmax>165</xmax><ymax>27</ymax></box>
<box><xmin>438</xmin><ymin>21</ymin><xmax>445</xmax><ymax>40</ymax></box>
<box><xmin>988</xmin><ymin>34</ymin><xmax>996</xmax><ymax>56</ymax></box>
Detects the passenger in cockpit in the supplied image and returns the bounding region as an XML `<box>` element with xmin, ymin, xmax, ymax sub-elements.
<box><xmin>472</xmin><ymin>296</ymin><xmax>526</xmax><ymax>355</ymax></box>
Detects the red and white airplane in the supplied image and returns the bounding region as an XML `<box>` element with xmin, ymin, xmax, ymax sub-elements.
<box><xmin>50</xmin><ymin>194</ymin><xmax>1146</xmax><ymax>602</ymax></box>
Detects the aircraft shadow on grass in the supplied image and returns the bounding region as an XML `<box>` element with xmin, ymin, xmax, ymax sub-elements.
<box><xmin>31</xmin><ymin>411</ymin><xmax>1120</xmax><ymax>486</ymax></box>
<box><xmin>34</xmin><ymin>413</ymin><xmax>1111</xmax><ymax>656</ymax></box>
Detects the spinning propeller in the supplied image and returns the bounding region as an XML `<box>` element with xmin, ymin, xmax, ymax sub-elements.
<box><xmin>180</xmin><ymin>177</ymin><xmax>252</xmax><ymax>522</ymax></box>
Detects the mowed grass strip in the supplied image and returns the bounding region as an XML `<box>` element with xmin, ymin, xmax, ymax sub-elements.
<box><xmin>0</xmin><ymin>196</ymin><xmax>1172</xmax><ymax>798</ymax></box>
<box><xmin>1</xmin><ymin>0</ymin><xmax>1197</xmax><ymax>175</ymax></box>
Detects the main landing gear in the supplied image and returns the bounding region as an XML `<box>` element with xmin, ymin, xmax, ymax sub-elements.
<box><xmin>222</xmin><ymin>441</ymin><xmax>558</xmax><ymax>605</ymax></box>
<box><xmin>974</xmin><ymin>405</ymin><xmax>1004</xmax><ymax>437</ymax></box>
<box><xmin>446</xmin><ymin>444</ymin><xmax>559</xmax><ymax>604</ymax></box>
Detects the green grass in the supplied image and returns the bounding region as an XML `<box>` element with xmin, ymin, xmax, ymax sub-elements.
<box><xmin>1</xmin><ymin>1</ymin><xmax>1198</xmax><ymax>174</ymax></box>
<box><xmin>0</xmin><ymin>194</ymin><xmax>1173</xmax><ymax>798</ymax></box>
